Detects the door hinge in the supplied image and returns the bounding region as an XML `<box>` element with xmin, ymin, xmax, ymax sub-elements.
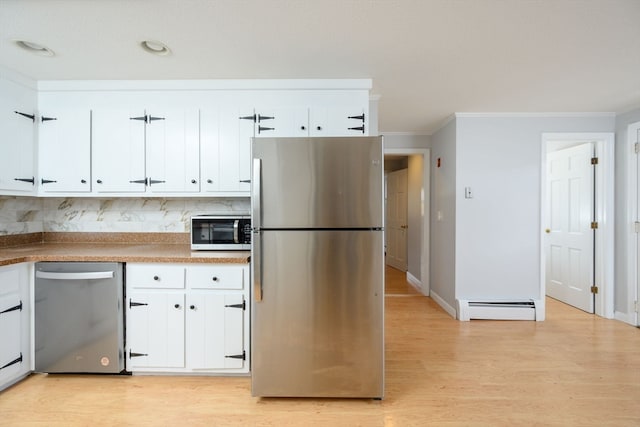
<box><xmin>590</xmin><ymin>221</ymin><xmax>598</xmax><ymax>230</ymax></box>
<box><xmin>225</xmin><ymin>350</ymin><xmax>246</xmax><ymax>361</ymax></box>
<box><xmin>590</xmin><ymin>286</ymin><xmax>599</xmax><ymax>294</ymax></box>
<box><xmin>634</xmin><ymin>143</ymin><xmax>639</xmax><ymax>154</ymax></box>
<box><xmin>591</xmin><ymin>157</ymin><xmax>598</xmax><ymax>165</ymax></box>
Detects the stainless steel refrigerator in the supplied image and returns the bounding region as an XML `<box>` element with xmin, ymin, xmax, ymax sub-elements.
<box><xmin>251</xmin><ymin>136</ymin><xmax>384</xmax><ymax>399</ymax></box>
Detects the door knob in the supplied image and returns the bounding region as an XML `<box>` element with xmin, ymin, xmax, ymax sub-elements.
<box><xmin>545</xmin><ymin>229</ymin><xmax>551</xmax><ymax>234</ymax></box>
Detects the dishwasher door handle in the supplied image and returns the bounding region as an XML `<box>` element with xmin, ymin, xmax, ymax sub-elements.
<box><xmin>35</xmin><ymin>271</ymin><xmax>114</xmax><ymax>280</ymax></box>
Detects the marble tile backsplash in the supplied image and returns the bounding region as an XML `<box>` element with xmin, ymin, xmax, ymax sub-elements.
<box><xmin>0</xmin><ymin>196</ymin><xmax>250</xmax><ymax>235</ymax></box>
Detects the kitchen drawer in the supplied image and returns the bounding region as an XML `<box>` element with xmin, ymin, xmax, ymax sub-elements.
<box><xmin>127</xmin><ymin>264</ymin><xmax>185</xmax><ymax>289</ymax></box>
<box><xmin>186</xmin><ymin>265</ymin><xmax>245</xmax><ymax>290</ymax></box>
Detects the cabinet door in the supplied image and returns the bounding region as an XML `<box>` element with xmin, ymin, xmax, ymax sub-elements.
<box><xmin>187</xmin><ymin>293</ymin><xmax>245</xmax><ymax>370</ymax></box>
<box><xmin>146</xmin><ymin>108</ymin><xmax>200</xmax><ymax>193</ymax></box>
<box><xmin>0</xmin><ymin>79</ymin><xmax>36</xmax><ymax>192</ymax></box>
<box><xmin>0</xmin><ymin>294</ymin><xmax>22</xmax><ymax>385</ymax></box>
<box><xmin>309</xmin><ymin>106</ymin><xmax>368</xmax><ymax>137</ymax></box>
<box><xmin>38</xmin><ymin>109</ymin><xmax>91</xmax><ymax>192</ymax></box>
<box><xmin>202</xmin><ymin>108</ymin><xmax>254</xmax><ymax>194</ymax></box>
<box><xmin>92</xmin><ymin>109</ymin><xmax>146</xmax><ymax>193</ymax></box>
<box><xmin>126</xmin><ymin>292</ymin><xmax>185</xmax><ymax>369</ymax></box>
<box><xmin>254</xmin><ymin>107</ymin><xmax>309</xmax><ymax>138</ymax></box>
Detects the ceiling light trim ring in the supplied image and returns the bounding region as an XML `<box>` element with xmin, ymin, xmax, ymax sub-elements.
<box><xmin>13</xmin><ymin>40</ymin><xmax>55</xmax><ymax>57</ymax></box>
<box><xmin>140</xmin><ymin>40</ymin><xmax>171</xmax><ymax>56</ymax></box>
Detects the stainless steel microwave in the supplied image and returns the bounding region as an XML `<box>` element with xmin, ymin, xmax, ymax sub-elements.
<box><xmin>191</xmin><ymin>215</ymin><xmax>251</xmax><ymax>250</ymax></box>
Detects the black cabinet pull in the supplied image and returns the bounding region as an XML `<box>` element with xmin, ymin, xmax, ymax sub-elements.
<box><xmin>190</xmin><ymin>305</ymin><xmax>196</xmax><ymax>310</ymax></box>
<box><xmin>301</xmin><ymin>126</ymin><xmax>306</xmax><ymax>130</ymax></box>
<box><xmin>174</xmin><ymin>304</ymin><xmax>181</xmax><ymax>309</ymax></box>
<box><xmin>96</xmin><ymin>179</ymin><xmax>103</xmax><ymax>184</ymax></box>
<box><xmin>239</xmin><ymin>114</ymin><xmax>256</xmax><ymax>122</ymax></box>
<box><xmin>0</xmin><ymin>353</ymin><xmax>23</xmax><ymax>370</ymax></box>
<box><xmin>207</xmin><ymin>179</ymin><xmax>213</xmax><ymax>184</ymax></box>
<box><xmin>212</xmin><ymin>276</ymin><xmax>219</xmax><ymax>282</ymax></box>
<box><xmin>14</xmin><ymin>177</ymin><xmax>35</xmax><ymax>185</ymax></box>
<box><xmin>348</xmin><ymin>114</ymin><xmax>365</xmax><ymax>122</ymax></box>
<box><xmin>130</xmin><ymin>178</ymin><xmax>148</xmax><ymax>185</ymax></box>
<box><xmin>316</xmin><ymin>126</ymin><xmax>322</xmax><ymax>131</ymax></box>
<box><xmin>348</xmin><ymin>126</ymin><xmax>365</xmax><ymax>134</ymax></box>
<box><xmin>129</xmin><ymin>301</ymin><xmax>148</xmax><ymax>308</ymax></box>
<box><xmin>81</xmin><ymin>179</ymin><xmax>87</xmax><ymax>184</ymax></box>
<box><xmin>41</xmin><ymin>116</ymin><xmax>57</xmax><ymax>122</ymax></box>
<box><xmin>191</xmin><ymin>179</ymin><xmax>197</xmax><ymax>184</ymax></box>
<box><xmin>14</xmin><ymin>111</ymin><xmax>35</xmax><ymax>122</ymax></box>
<box><xmin>41</xmin><ymin>179</ymin><xmax>57</xmax><ymax>184</ymax></box>
<box><xmin>153</xmin><ymin>276</ymin><xmax>159</xmax><ymax>281</ymax></box>
<box><xmin>148</xmin><ymin>179</ymin><xmax>165</xmax><ymax>185</ymax></box>
<box><xmin>0</xmin><ymin>301</ymin><xmax>22</xmax><ymax>315</ymax></box>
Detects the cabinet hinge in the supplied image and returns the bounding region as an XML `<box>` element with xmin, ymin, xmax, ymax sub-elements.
<box><xmin>239</xmin><ymin>114</ymin><xmax>257</xmax><ymax>122</ymax></box>
<box><xmin>0</xmin><ymin>300</ymin><xmax>22</xmax><ymax>315</ymax></box>
<box><xmin>590</xmin><ymin>286</ymin><xmax>599</xmax><ymax>294</ymax></box>
<box><xmin>591</xmin><ymin>157</ymin><xmax>598</xmax><ymax>165</ymax></box>
<box><xmin>41</xmin><ymin>116</ymin><xmax>57</xmax><ymax>122</ymax></box>
<box><xmin>0</xmin><ymin>353</ymin><xmax>23</xmax><ymax>370</ymax></box>
<box><xmin>591</xmin><ymin>221</ymin><xmax>598</xmax><ymax>230</ymax></box>
<box><xmin>225</xmin><ymin>300</ymin><xmax>246</xmax><ymax>310</ymax></box>
<box><xmin>225</xmin><ymin>350</ymin><xmax>246</xmax><ymax>361</ymax></box>
<box><xmin>129</xmin><ymin>350</ymin><xmax>148</xmax><ymax>358</ymax></box>
<box><xmin>129</xmin><ymin>300</ymin><xmax>148</xmax><ymax>308</ymax></box>
<box><xmin>14</xmin><ymin>111</ymin><xmax>35</xmax><ymax>122</ymax></box>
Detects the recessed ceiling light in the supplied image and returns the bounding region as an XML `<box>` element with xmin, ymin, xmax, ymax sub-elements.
<box><xmin>140</xmin><ymin>40</ymin><xmax>171</xmax><ymax>56</ymax></box>
<box><xmin>13</xmin><ymin>40</ymin><xmax>55</xmax><ymax>57</ymax></box>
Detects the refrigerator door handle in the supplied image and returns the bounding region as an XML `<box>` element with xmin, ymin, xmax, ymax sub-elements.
<box><xmin>252</xmin><ymin>158</ymin><xmax>262</xmax><ymax>230</ymax></box>
<box><xmin>253</xmin><ymin>231</ymin><xmax>262</xmax><ymax>302</ymax></box>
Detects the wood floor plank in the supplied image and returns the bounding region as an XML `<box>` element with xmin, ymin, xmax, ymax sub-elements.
<box><xmin>1</xmin><ymin>268</ymin><xmax>639</xmax><ymax>426</ymax></box>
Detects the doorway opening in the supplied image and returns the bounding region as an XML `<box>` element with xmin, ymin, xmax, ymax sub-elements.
<box><xmin>541</xmin><ymin>133</ymin><xmax>614</xmax><ymax>318</ymax></box>
<box><xmin>383</xmin><ymin>148</ymin><xmax>430</xmax><ymax>296</ymax></box>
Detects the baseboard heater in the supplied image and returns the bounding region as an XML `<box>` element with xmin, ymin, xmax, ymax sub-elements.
<box><xmin>456</xmin><ymin>299</ymin><xmax>541</xmax><ymax>321</ymax></box>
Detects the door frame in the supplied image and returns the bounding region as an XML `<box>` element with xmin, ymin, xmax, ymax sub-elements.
<box><xmin>384</xmin><ymin>148</ymin><xmax>430</xmax><ymax>296</ymax></box>
<box><xmin>627</xmin><ymin>121</ymin><xmax>640</xmax><ymax>326</ymax></box>
<box><xmin>540</xmin><ymin>132</ymin><xmax>615</xmax><ymax>318</ymax></box>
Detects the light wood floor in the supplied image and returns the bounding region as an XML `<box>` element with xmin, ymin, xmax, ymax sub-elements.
<box><xmin>1</xmin><ymin>267</ymin><xmax>639</xmax><ymax>426</ymax></box>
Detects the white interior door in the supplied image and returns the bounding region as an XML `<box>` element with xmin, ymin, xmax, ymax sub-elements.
<box><xmin>636</xmin><ymin>126</ymin><xmax>640</xmax><ymax>326</ymax></box>
<box><xmin>546</xmin><ymin>143</ymin><xmax>594</xmax><ymax>313</ymax></box>
<box><xmin>386</xmin><ymin>168</ymin><xmax>408</xmax><ymax>271</ymax></box>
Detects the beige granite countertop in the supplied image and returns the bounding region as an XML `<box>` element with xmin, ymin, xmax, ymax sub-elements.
<box><xmin>0</xmin><ymin>233</ymin><xmax>250</xmax><ymax>266</ymax></box>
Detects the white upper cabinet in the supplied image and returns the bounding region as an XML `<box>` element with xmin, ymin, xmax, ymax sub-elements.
<box><xmin>252</xmin><ymin>107</ymin><xmax>309</xmax><ymax>138</ymax></box>
<box><xmin>146</xmin><ymin>108</ymin><xmax>200</xmax><ymax>193</ymax></box>
<box><xmin>92</xmin><ymin>109</ymin><xmax>147</xmax><ymax>193</ymax></box>
<box><xmin>201</xmin><ymin>108</ymin><xmax>254</xmax><ymax>194</ymax></box>
<box><xmin>310</xmin><ymin>106</ymin><xmax>367</xmax><ymax>136</ymax></box>
<box><xmin>92</xmin><ymin>108</ymin><xmax>200</xmax><ymax>194</ymax></box>
<box><xmin>0</xmin><ymin>78</ymin><xmax>36</xmax><ymax>193</ymax></box>
<box><xmin>38</xmin><ymin>109</ymin><xmax>91</xmax><ymax>192</ymax></box>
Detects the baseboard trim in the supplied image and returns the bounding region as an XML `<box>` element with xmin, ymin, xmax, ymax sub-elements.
<box><xmin>406</xmin><ymin>272</ymin><xmax>422</xmax><ymax>294</ymax></box>
<box><xmin>614</xmin><ymin>310</ymin><xmax>637</xmax><ymax>326</ymax></box>
<box><xmin>430</xmin><ymin>290</ymin><xmax>456</xmax><ymax>319</ymax></box>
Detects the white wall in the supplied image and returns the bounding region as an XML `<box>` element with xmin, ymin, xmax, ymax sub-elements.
<box><xmin>429</xmin><ymin>119</ymin><xmax>456</xmax><ymax>309</ymax></box>
<box><xmin>614</xmin><ymin>107</ymin><xmax>640</xmax><ymax>321</ymax></box>
<box><xmin>454</xmin><ymin>114</ymin><xmax>616</xmax><ymax>302</ymax></box>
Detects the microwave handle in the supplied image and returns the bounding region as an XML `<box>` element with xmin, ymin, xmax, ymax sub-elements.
<box><xmin>234</xmin><ymin>220</ymin><xmax>240</xmax><ymax>243</ymax></box>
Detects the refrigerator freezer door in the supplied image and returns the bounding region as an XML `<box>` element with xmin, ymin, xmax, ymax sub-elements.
<box><xmin>252</xmin><ymin>136</ymin><xmax>383</xmax><ymax>229</ymax></box>
<box><xmin>252</xmin><ymin>229</ymin><xmax>384</xmax><ymax>398</ymax></box>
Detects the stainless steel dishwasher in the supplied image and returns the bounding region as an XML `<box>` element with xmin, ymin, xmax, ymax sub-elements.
<box><xmin>34</xmin><ymin>262</ymin><xmax>125</xmax><ymax>373</ymax></box>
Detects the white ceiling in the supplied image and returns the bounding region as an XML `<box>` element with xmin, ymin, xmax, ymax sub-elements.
<box><xmin>1</xmin><ymin>0</ymin><xmax>639</xmax><ymax>134</ymax></box>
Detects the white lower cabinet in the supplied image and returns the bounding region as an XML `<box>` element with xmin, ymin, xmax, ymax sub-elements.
<box><xmin>0</xmin><ymin>263</ymin><xmax>31</xmax><ymax>391</ymax></box>
<box><xmin>126</xmin><ymin>263</ymin><xmax>249</xmax><ymax>374</ymax></box>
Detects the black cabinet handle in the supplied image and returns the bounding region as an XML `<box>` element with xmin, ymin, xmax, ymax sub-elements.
<box><xmin>190</xmin><ymin>305</ymin><xmax>196</xmax><ymax>310</ymax></box>
<box><xmin>41</xmin><ymin>179</ymin><xmax>57</xmax><ymax>184</ymax></box>
<box><xmin>207</xmin><ymin>179</ymin><xmax>213</xmax><ymax>184</ymax></box>
<box><xmin>258</xmin><ymin>126</ymin><xmax>274</xmax><ymax>133</ymax></box>
<box><xmin>0</xmin><ymin>301</ymin><xmax>22</xmax><ymax>315</ymax></box>
<box><xmin>14</xmin><ymin>177</ymin><xmax>35</xmax><ymax>185</ymax></box>
<box><xmin>129</xmin><ymin>301</ymin><xmax>148</xmax><ymax>308</ymax></box>
<box><xmin>301</xmin><ymin>126</ymin><xmax>306</xmax><ymax>130</ymax></box>
<box><xmin>316</xmin><ymin>126</ymin><xmax>322</xmax><ymax>131</ymax></box>
<box><xmin>130</xmin><ymin>115</ymin><xmax>147</xmax><ymax>122</ymax></box>
<box><xmin>0</xmin><ymin>353</ymin><xmax>23</xmax><ymax>370</ymax></box>
<box><xmin>129</xmin><ymin>351</ymin><xmax>148</xmax><ymax>358</ymax></box>
<box><xmin>225</xmin><ymin>351</ymin><xmax>246</xmax><ymax>361</ymax></box>
<box><xmin>41</xmin><ymin>116</ymin><xmax>57</xmax><ymax>122</ymax></box>
<box><xmin>14</xmin><ymin>111</ymin><xmax>35</xmax><ymax>122</ymax></box>
<box><xmin>153</xmin><ymin>275</ymin><xmax>159</xmax><ymax>281</ymax></box>
<box><xmin>96</xmin><ymin>179</ymin><xmax>103</xmax><ymax>184</ymax></box>
<box><xmin>257</xmin><ymin>114</ymin><xmax>274</xmax><ymax>122</ymax></box>
<box><xmin>239</xmin><ymin>114</ymin><xmax>256</xmax><ymax>122</ymax></box>
<box><xmin>212</xmin><ymin>276</ymin><xmax>218</xmax><ymax>282</ymax></box>
<box><xmin>148</xmin><ymin>116</ymin><xmax>165</xmax><ymax>122</ymax></box>
<box><xmin>174</xmin><ymin>304</ymin><xmax>181</xmax><ymax>309</ymax></box>
<box><xmin>81</xmin><ymin>179</ymin><xmax>87</xmax><ymax>184</ymax></box>
<box><xmin>225</xmin><ymin>301</ymin><xmax>246</xmax><ymax>310</ymax></box>
<box><xmin>191</xmin><ymin>179</ymin><xmax>197</xmax><ymax>184</ymax></box>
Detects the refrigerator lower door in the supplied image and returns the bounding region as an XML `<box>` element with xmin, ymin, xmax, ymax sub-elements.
<box><xmin>252</xmin><ymin>230</ymin><xmax>384</xmax><ymax>398</ymax></box>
